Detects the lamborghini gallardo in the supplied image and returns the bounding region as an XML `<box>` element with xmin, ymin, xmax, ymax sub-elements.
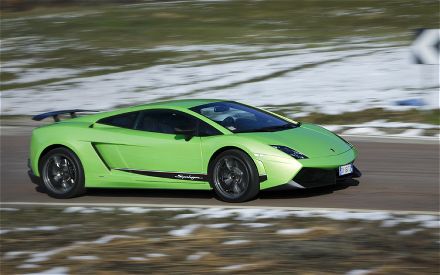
<box><xmin>28</xmin><ymin>100</ymin><xmax>361</xmax><ymax>202</ymax></box>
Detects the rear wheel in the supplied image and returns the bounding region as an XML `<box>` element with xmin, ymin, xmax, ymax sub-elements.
<box><xmin>210</xmin><ymin>149</ymin><xmax>259</xmax><ymax>202</ymax></box>
<box><xmin>40</xmin><ymin>147</ymin><xmax>85</xmax><ymax>199</ymax></box>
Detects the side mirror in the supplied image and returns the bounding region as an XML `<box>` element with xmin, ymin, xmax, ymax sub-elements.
<box><xmin>175</xmin><ymin>128</ymin><xmax>195</xmax><ymax>141</ymax></box>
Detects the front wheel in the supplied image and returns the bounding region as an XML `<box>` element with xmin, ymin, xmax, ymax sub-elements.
<box><xmin>209</xmin><ymin>149</ymin><xmax>260</xmax><ymax>202</ymax></box>
<box><xmin>40</xmin><ymin>147</ymin><xmax>85</xmax><ymax>199</ymax></box>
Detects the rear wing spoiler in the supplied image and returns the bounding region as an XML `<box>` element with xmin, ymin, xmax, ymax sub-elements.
<box><xmin>32</xmin><ymin>109</ymin><xmax>99</xmax><ymax>122</ymax></box>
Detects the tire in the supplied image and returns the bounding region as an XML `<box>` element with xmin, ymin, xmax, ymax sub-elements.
<box><xmin>40</xmin><ymin>147</ymin><xmax>85</xmax><ymax>199</ymax></box>
<box><xmin>209</xmin><ymin>149</ymin><xmax>260</xmax><ymax>202</ymax></box>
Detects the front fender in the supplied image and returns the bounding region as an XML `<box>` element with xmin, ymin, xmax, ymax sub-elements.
<box><xmin>200</xmin><ymin>134</ymin><xmax>298</xmax><ymax>188</ymax></box>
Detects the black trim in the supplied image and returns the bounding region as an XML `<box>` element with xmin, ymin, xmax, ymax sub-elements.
<box><xmin>338</xmin><ymin>166</ymin><xmax>362</xmax><ymax>179</ymax></box>
<box><xmin>115</xmin><ymin>168</ymin><xmax>209</xmax><ymax>181</ymax></box>
<box><xmin>291</xmin><ymin>165</ymin><xmax>362</xmax><ymax>188</ymax></box>
<box><xmin>91</xmin><ymin>143</ymin><xmax>111</xmax><ymax>171</ymax></box>
<box><xmin>353</xmin><ymin>166</ymin><xmax>362</xmax><ymax>178</ymax></box>
<box><xmin>117</xmin><ymin>168</ymin><xmax>266</xmax><ymax>182</ymax></box>
<box><xmin>293</xmin><ymin>168</ymin><xmax>336</xmax><ymax>188</ymax></box>
<box><xmin>96</xmin><ymin>111</ymin><xmax>140</xmax><ymax>129</ymax></box>
<box><xmin>28</xmin><ymin>170</ymin><xmax>41</xmax><ymax>185</ymax></box>
<box><xmin>32</xmin><ymin>109</ymin><xmax>99</xmax><ymax>122</ymax></box>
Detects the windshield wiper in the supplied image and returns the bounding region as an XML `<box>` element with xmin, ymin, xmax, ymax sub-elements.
<box><xmin>235</xmin><ymin>123</ymin><xmax>296</xmax><ymax>133</ymax></box>
<box><xmin>259</xmin><ymin>124</ymin><xmax>295</xmax><ymax>132</ymax></box>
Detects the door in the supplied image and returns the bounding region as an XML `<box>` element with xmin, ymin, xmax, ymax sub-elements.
<box><xmin>94</xmin><ymin>109</ymin><xmax>205</xmax><ymax>184</ymax></box>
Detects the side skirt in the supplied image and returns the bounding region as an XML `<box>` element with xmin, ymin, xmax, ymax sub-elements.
<box><xmin>115</xmin><ymin>168</ymin><xmax>209</xmax><ymax>182</ymax></box>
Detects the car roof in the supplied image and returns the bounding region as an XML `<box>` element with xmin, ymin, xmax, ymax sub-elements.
<box><xmin>136</xmin><ymin>99</ymin><xmax>224</xmax><ymax>109</ymax></box>
<box><xmin>71</xmin><ymin>99</ymin><xmax>226</xmax><ymax>123</ymax></box>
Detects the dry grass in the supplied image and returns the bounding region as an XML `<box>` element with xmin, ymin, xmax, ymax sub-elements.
<box><xmin>0</xmin><ymin>207</ymin><xmax>439</xmax><ymax>274</ymax></box>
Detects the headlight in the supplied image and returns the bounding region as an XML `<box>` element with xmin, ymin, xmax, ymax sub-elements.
<box><xmin>271</xmin><ymin>145</ymin><xmax>308</xmax><ymax>159</ymax></box>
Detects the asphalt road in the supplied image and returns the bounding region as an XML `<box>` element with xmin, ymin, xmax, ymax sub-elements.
<box><xmin>1</xmin><ymin>131</ymin><xmax>439</xmax><ymax>211</ymax></box>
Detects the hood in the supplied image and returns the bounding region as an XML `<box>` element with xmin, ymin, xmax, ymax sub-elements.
<box><xmin>236</xmin><ymin>123</ymin><xmax>351</xmax><ymax>158</ymax></box>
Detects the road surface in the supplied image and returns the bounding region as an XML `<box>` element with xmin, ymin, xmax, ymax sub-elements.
<box><xmin>1</xmin><ymin>130</ymin><xmax>438</xmax><ymax>211</ymax></box>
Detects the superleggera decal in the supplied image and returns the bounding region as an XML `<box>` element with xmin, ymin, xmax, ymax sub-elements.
<box><xmin>114</xmin><ymin>168</ymin><xmax>209</xmax><ymax>181</ymax></box>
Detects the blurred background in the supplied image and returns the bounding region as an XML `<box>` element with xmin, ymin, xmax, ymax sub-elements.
<box><xmin>1</xmin><ymin>0</ymin><xmax>439</xmax><ymax>136</ymax></box>
<box><xmin>0</xmin><ymin>1</ymin><xmax>439</xmax><ymax>274</ymax></box>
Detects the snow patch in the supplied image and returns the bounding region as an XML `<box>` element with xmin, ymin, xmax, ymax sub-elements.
<box><xmin>205</xmin><ymin>223</ymin><xmax>231</xmax><ymax>229</ymax></box>
<box><xmin>121</xmin><ymin>227</ymin><xmax>146</xmax><ymax>233</ymax></box>
<box><xmin>3</xmin><ymin>45</ymin><xmax>438</xmax><ymax>117</ymax></box>
<box><xmin>382</xmin><ymin>214</ymin><xmax>438</xmax><ymax>228</ymax></box>
<box><xmin>91</xmin><ymin>235</ymin><xmax>135</xmax><ymax>245</ymax></box>
<box><xmin>63</xmin><ymin>206</ymin><xmax>113</xmax><ymax>213</ymax></box>
<box><xmin>22</xmin><ymin>266</ymin><xmax>69</xmax><ymax>275</ymax></box>
<box><xmin>168</xmin><ymin>224</ymin><xmax>200</xmax><ymax>237</ymax></box>
<box><xmin>2</xmin><ymin>68</ymin><xmax>79</xmax><ymax>84</ymax></box>
<box><xmin>26</xmin><ymin>245</ymin><xmax>77</xmax><ymax>263</ymax></box>
<box><xmin>345</xmin><ymin>269</ymin><xmax>372</xmax><ymax>275</ymax></box>
<box><xmin>4</xmin><ymin>251</ymin><xmax>33</xmax><ymax>260</ymax></box>
<box><xmin>381</xmin><ymin>220</ymin><xmax>400</xmax><ymax>227</ymax></box>
<box><xmin>0</xmin><ymin>208</ymin><xmax>19</xmax><ymax>211</ymax></box>
<box><xmin>398</xmin><ymin>228</ymin><xmax>423</xmax><ymax>236</ymax></box>
<box><xmin>222</xmin><ymin>240</ymin><xmax>250</xmax><ymax>245</ymax></box>
<box><xmin>63</xmin><ymin>207</ymin><xmax>87</xmax><ymax>213</ymax></box>
<box><xmin>421</xmin><ymin>220</ymin><xmax>440</xmax><ymax>229</ymax></box>
<box><xmin>342</xmin><ymin>127</ymin><xmax>385</xmax><ymax>136</ymax></box>
<box><xmin>219</xmin><ymin>264</ymin><xmax>252</xmax><ymax>271</ymax></box>
<box><xmin>1</xmin><ymin>225</ymin><xmax>60</xmax><ymax>235</ymax></box>
<box><xmin>120</xmin><ymin>207</ymin><xmax>151</xmax><ymax>214</ymax></box>
<box><xmin>186</xmin><ymin>251</ymin><xmax>209</xmax><ymax>261</ymax></box>
<box><xmin>63</xmin><ymin>207</ymin><xmax>98</xmax><ymax>214</ymax></box>
<box><xmin>67</xmin><ymin>255</ymin><xmax>99</xmax><ymax>260</ymax></box>
<box><xmin>241</xmin><ymin>223</ymin><xmax>272</xmax><ymax>228</ymax></box>
<box><xmin>146</xmin><ymin>253</ymin><xmax>167</xmax><ymax>258</ymax></box>
<box><xmin>173</xmin><ymin>213</ymin><xmax>200</xmax><ymax>219</ymax></box>
<box><xmin>394</xmin><ymin>128</ymin><xmax>425</xmax><ymax>137</ymax></box>
<box><xmin>277</xmin><ymin>228</ymin><xmax>313</xmax><ymax>235</ymax></box>
<box><xmin>351</xmin><ymin>120</ymin><xmax>439</xmax><ymax>130</ymax></box>
<box><xmin>173</xmin><ymin>208</ymin><xmax>290</xmax><ymax>221</ymax></box>
<box><xmin>292</xmin><ymin>210</ymin><xmax>392</xmax><ymax>221</ymax></box>
<box><xmin>161</xmin><ymin>207</ymin><xmax>190</xmax><ymax>211</ymax></box>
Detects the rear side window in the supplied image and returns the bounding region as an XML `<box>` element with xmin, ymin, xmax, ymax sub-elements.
<box><xmin>136</xmin><ymin>109</ymin><xmax>222</xmax><ymax>136</ymax></box>
<box><xmin>97</xmin><ymin>111</ymin><xmax>139</xmax><ymax>129</ymax></box>
<box><xmin>136</xmin><ymin>110</ymin><xmax>197</xmax><ymax>134</ymax></box>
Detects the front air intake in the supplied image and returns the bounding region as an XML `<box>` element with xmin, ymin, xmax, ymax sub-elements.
<box><xmin>292</xmin><ymin>168</ymin><xmax>336</xmax><ymax>188</ymax></box>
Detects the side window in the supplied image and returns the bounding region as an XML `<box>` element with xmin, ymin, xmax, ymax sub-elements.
<box><xmin>136</xmin><ymin>110</ymin><xmax>197</xmax><ymax>134</ymax></box>
<box><xmin>198</xmin><ymin>121</ymin><xmax>222</xmax><ymax>137</ymax></box>
<box><xmin>97</xmin><ymin>111</ymin><xmax>139</xmax><ymax>129</ymax></box>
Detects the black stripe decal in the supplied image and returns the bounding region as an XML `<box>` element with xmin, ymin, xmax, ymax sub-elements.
<box><xmin>115</xmin><ymin>168</ymin><xmax>209</xmax><ymax>181</ymax></box>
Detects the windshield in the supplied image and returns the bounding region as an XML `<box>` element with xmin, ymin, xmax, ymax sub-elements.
<box><xmin>190</xmin><ymin>101</ymin><xmax>299</xmax><ymax>133</ymax></box>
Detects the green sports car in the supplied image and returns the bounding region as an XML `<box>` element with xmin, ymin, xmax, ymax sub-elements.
<box><xmin>28</xmin><ymin>99</ymin><xmax>361</xmax><ymax>202</ymax></box>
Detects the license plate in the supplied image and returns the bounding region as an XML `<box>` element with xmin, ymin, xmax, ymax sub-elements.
<box><xmin>339</xmin><ymin>164</ymin><xmax>353</xmax><ymax>176</ymax></box>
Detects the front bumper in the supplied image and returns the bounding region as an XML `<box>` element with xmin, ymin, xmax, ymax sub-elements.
<box><xmin>269</xmin><ymin>165</ymin><xmax>361</xmax><ymax>190</ymax></box>
<box><xmin>292</xmin><ymin>165</ymin><xmax>361</xmax><ymax>188</ymax></box>
<box><xmin>259</xmin><ymin>147</ymin><xmax>358</xmax><ymax>190</ymax></box>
